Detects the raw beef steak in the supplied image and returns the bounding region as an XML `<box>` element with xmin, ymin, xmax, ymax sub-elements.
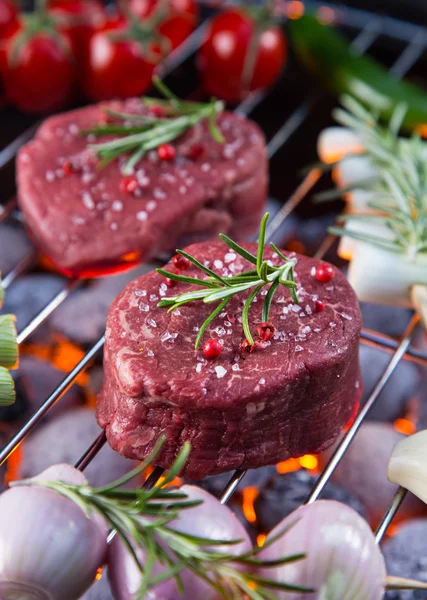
<box><xmin>17</xmin><ymin>100</ymin><xmax>267</xmax><ymax>276</ymax></box>
<box><xmin>97</xmin><ymin>242</ymin><xmax>362</xmax><ymax>479</ymax></box>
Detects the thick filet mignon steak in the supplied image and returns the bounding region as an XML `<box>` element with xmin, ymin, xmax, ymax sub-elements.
<box><xmin>97</xmin><ymin>242</ymin><xmax>362</xmax><ymax>480</ymax></box>
<box><xmin>17</xmin><ymin>100</ymin><xmax>267</xmax><ymax>276</ymax></box>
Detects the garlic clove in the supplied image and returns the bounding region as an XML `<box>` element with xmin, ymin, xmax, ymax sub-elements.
<box><xmin>333</xmin><ymin>155</ymin><xmax>377</xmax><ymax>190</ymax></box>
<box><xmin>348</xmin><ymin>240</ymin><xmax>427</xmax><ymax>307</ymax></box>
<box><xmin>388</xmin><ymin>430</ymin><xmax>427</xmax><ymax>504</ymax></box>
<box><xmin>317</xmin><ymin>127</ymin><xmax>364</xmax><ymax>164</ymax></box>
<box><xmin>411</xmin><ymin>285</ymin><xmax>427</xmax><ymax>331</ymax></box>
<box><xmin>0</xmin><ymin>464</ymin><xmax>108</xmax><ymax>600</ymax></box>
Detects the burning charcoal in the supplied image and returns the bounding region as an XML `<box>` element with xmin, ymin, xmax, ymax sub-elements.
<box><xmin>195</xmin><ymin>466</ymin><xmax>277</xmax><ymax>497</ymax></box>
<box><xmin>383</xmin><ymin>519</ymin><xmax>427</xmax><ymax>600</ymax></box>
<box><xmin>323</xmin><ymin>422</ymin><xmax>426</xmax><ymax>526</ymax></box>
<box><xmin>81</xmin><ymin>573</ymin><xmax>114</xmax><ymax>600</ymax></box>
<box><xmin>1</xmin><ymin>273</ymin><xmax>66</xmax><ymax>340</ymax></box>
<box><xmin>254</xmin><ymin>469</ymin><xmax>366</xmax><ymax>532</ymax></box>
<box><xmin>50</xmin><ymin>264</ymin><xmax>152</xmax><ymax>345</ymax></box>
<box><xmin>0</xmin><ymin>223</ymin><xmax>31</xmax><ymax>274</ymax></box>
<box><xmin>17</xmin><ymin>356</ymin><xmax>82</xmax><ymax>419</ymax></box>
<box><xmin>360</xmin><ymin>345</ymin><xmax>421</xmax><ymax>422</ymax></box>
<box><xmin>19</xmin><ymin>408</ymin><xmax>138</xmax><ymax>488</ymax></box>
<box><xmin>360</xmin><ymin>302</ymin><xmax>413</xmax><ymax>339</ymax></box>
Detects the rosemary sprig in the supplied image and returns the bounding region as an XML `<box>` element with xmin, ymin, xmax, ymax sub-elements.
<box><xmin>157</xmin><ymin>213</ymin><xmax>300</xmax><ymax>347</ymax></box>
<box><xmin>84</xmin><ymin>76</ymin><xmax>225</xmax><ymax>174</ymax></box>
<box><xmin>326</xmin><ymin>96</ymin><xmax>427</xmax><ymax>261</ymax></box>
<box><xmin>13</xmin><ymin>439</ymin><xmax>313</xmax><ymax>600</ymax></box>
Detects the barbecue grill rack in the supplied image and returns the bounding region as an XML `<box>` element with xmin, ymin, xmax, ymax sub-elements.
<box><xmin>1</xmin><ymin>0</ymin><xmax>427</xmax><ymax>582</ymax></box>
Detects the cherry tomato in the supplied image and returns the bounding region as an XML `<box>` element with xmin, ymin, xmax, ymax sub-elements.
<box><xmin>48</xmin><ymin>0</ymin><xmax>105</xmax><ymax>64</ymax></box>
<box><xmin>198</xmin><ymin>8</ymin><xmax>287</xmax><ymax>103</ymax></box>
<box><xmin>0</xmin><ymin>19</ymin><xmax>76</xmax><ymax>113</ymax></box>
<box><xmin>128</xmin><ymin>0</ymin><xmax>197</xmax><ymax>50</ymax></box>
<box><xmin>83</xmin><ymin>17</ymin><xmax>160</xmax><ymax>101</ymax></box>
<box><xmin>0</xmin><ymin>0</ymin><xmax>18</xmax><ymax>40</ymax></box>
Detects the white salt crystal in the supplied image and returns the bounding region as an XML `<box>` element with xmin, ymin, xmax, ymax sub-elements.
<box><xmin>82</xmin><ymin>192</ymin><xmax>95</xmax><ymax>210</ymax></box>
<box><xmin>196</xmin><ymin>363</ymin><xmax>203</xmax><ymax>373</ymax></box>
<box><xmin>112</xmin><ymin>200</ymin><xmax>123</xmax><ymax>212</ymax></box>
<box><xmin>301</xmin><ymin>326</ymin><xmax>311</xmax><ymax>335</ymax></box>
<box><xmin>149</xmin><ymin>294</ymin><xmax>158</xmax><ymax>302</ymax></box>
<box><xmin>329</xmin><ymin>322</ymin><xmax>337</xmax><ymax>328</ymax></box>
<box><xmin>135</xmin><ymin>290</ymin><xmax>147</xmax><ymax>297</ymax></box>
<box><xmin>214</xmin><ymin>259</ymin><xmax>224</xmax><ymax>269</ymax></box>
<box><xmin>224</xmin><ymin>252</ymin><xmax>237</xmax><ymax>264</ymax></box>
<box><xmin>146</xmin><ymin>200</ymin><xmax>157</xmax><ymax>212</ymax></box>
<box><xmin>232</xmin><ymin>364</ymin><xmax>240</xmax><ymax>372</ymax></box>
<box><xmin>45</xmin><ymin>170</ymin><xmax>55</xmax><ymax>182</ymax></box>
<box><xmin>136</xmin><ymin>211</ymin><xmax>148</xmax><ymax>221</ymax></box>
<box><xmin>139</xmin><ymin>302</ymin><xmax>149</xmax><ymax>312</ymax></box>
<box><xmin>153</xmin><ymin>188</ymin><xmax>166</xmax><ymax>200</ymax></box>
<box><xmin>201</xmin><ymin>163</ymin><xmax>211</xmax><ymax>172</ymax></box>
<box><xmin>215</xmin><ymin>366</ymin><xmax>227</xmax><ymax>379</ymax></box>
<box><xmin>215</xmin><ymin>327</ymin><xmax>226</xmax><ymax>337</ymax></box>
<box><xmin>110</xmin><ymin>222</ymin><xmax>118</xmax><ymax>231</ymax></box>
<box><xmin>339</xmin><ymin>312</ymin><xmax>353</xmax><ymax>321</ymax></box>
<box><xmin>147</xmin><ymin>349</ymin><xmax>154</xmax><ymax>357</ymax></box>
<box><xmin>147</xmin><ymin>319</ymin><xmax>157</xmax><ymax>328</ymax></box>
<box><xmin>310</xmin><ymin>266</ymin><xmax>316</xmax><ymax>276</ymax></box>
<box><xmin>295</xmin><ymin>345</ymin><xmax>304</xmax><ymax>352</ymax></box>
<box><xmin>259</xmin><ymin>378</ymin><xmax>266</xmax><ymax>385</ymax></box>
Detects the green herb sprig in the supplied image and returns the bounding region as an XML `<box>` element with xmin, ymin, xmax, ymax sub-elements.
<box><xmin>325</xmin><ymin>96</ymin><xmax>427</xmax><ymax>261</ymax></box>
<box><xmin>13</xmin><ymin>438</ymin><xmax>312</xmax><ymax>600</ymax></box>
<box><xmin>157</xmin><ymin>213</ymin><xmax>300</xmax><ymax>347</ymax></box>
<box><xmin>84</xmin><ymin>76</ymin><xmax>225</xmax><ymax>174</ymax></box>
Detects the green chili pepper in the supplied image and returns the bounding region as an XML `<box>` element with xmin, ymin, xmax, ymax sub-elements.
<box><xmin>289</xmin><ymin>14</ymin><xmax>427</xmax><ymax>132</ymax></box>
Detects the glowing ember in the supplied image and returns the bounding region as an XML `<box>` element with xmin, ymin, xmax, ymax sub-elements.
<box><xmin>242</xmin><ymin>487</ymin><xmax>259</xmax><ymax>523</ymax></box>
<box><xmin>257</xmin><ymin>533</ymin><xmax>267</xmax><ymax>548</ymax></box>
<box><xmin>394</xmin><ymin>418</ymin><xmax>416</xmax><ymax>436</ymax></box>
<box><xmin>299</xmin><ymin>455</ymin><xmax>318</xmax><ymax>470</ymax></box>
<box><xmin>286</xmin><ymin>0</ymin><xmax>304</xmax><ymax>19</ymax></box>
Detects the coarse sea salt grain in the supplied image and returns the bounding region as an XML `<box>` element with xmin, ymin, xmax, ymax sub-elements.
<box><xmin>215</xmin><ymin>366</ymin><xmax>227</xmax><ymax>379</ymax></box>
<box><xmin>215</xmin><ymin>327</ymin><xmax>226</xmax><ymax>337</ymax></box>
<box><xmin>310</xmin><ymin>266</ymin><xmax>316</xmax><ymax>277</ymax></box>
<box><xmin>214</xmin><ymin>260</ymin><xmax>224</xmax><ymax>269</ymax></box>
<box><xmin>147</xmin><ymin>319</ymin><xmax>157</xmax><ymax>328</ymax></box>
<box><xmin>295</xmin><ymin>345</ymin><xmax>304</xmax><ymax>352</ymax></box>
<box><xmin>135</xmin><ymin>290</ymin><xmax>147</xmax><ymax>297</ymax></box>
<box><xmin>232</xmin><ymin>364</ymin><xmax>240</xmax><ymax>371</ymax></box>
<box><xmin>154</xmin><ymin>188</ymin><xmax>166</xmax><ymax>200</ymax></box>
<box><xmin>201</xmin><ymin>163</ymin><xmax>211</xmax><ymax>172</ymax></box>
<box><xmin>301</xmin><ymin>326</ymin><xmax>311</xmax><ymax>335</ymax></box>
<box><xmin>110</xmin><ymin>222</ymin><xmax>118</xmax><ymax>231</ymax></box>
<box><xmin>146</xmin><ymin>200</ymin><xmax>157</xmax><ymax>212</ymax></box>
<box><xmin>139</xmin><ymin>302</ymin><xmax>149</xmax><ymax>312</ymax></box>
<box><xmin>45</xmin><ymin>170</ymin><xmax>55</xmax><ymax>182</ymax></box>
<box><xmin>329</xmin><ymin>322</ymin><xmax>336</xmax><ymax>328</ymax></box>
<box><xmin>339</xmin><ymin>312</ymin><xmax>353</xmax><ymax>321</ymax></box>
<box><xmin>112</xmin><ymin>200</ymin><xmax>123</xmax><ymax>212</ymax></box>
<box><xmin>149</xmin><ymin>294</ymin><xmax>158</xmax><ymax>302</ymax></box>
<box><xmin>137</xmin><ymin>211</ymin><xmax>148</xmax><ymax>221</ymax></box>
<box><xmin>224</xmin><ymin>252</ymin><xmax>237</xmax><ymax>264</ymax></box>
<box><xmin>147</xmin><ymin>349</ymin><xmax>154</xmax><ymax>357</ymax></box>
<box><xmin>179</xmin><ymin>186</ymin><xmax>187</xmax><ymax>195</ymax></box>
<box><xmin>193</xmin><ymin>326</ymin><xmax>199</xmax><ymax>332</ymax></box>
<box><xmin>82</xmin><ymin>192</ymin><xmax>95</xmax><ymax>210</ymax></box>
<box><xmin>314</xmin><ymin>328</ymin><xmax>321</xmax><ymax>333</ymax></box>
<box><xmin>196</xmin><ymin>363</ymin><xmax>203</xmax><ymax>373</ymax></box>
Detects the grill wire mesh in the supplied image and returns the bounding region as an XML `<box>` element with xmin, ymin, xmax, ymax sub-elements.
<box><xmin>1</xmin><ymin>0</ymin><xmax>427</xmax><ymax>579</ymax></box>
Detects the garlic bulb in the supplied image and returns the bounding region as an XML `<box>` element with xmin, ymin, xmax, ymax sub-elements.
<box><xmin>108</xmin><ymin>484</ymin><xmax>251</xmax><ymax>600</ymax></box>
<box><xmin>317</xmin><ymin>127</ymin><xmax>363</xmax><ymax>164</ymax></box>
<box><xmin>348</xmin><ymin>240</ymin><xmax>427</xmax><ymax>307</ymax></box>
<box><xmin>337</xmin><ymin>217</ymin><xmax>392</xmax><ymax>261</ymax></box>
<box><xmin>257</xmin><ymin>500</ymin><xmax>386</xmax><ymax>600</ymax></box>
<box><xmin>388</xmin><ymin>430</ymin><xmax>427</xmax><ymax>504</ymax></box>
<box><xmin>0</xmin><ymin>464</ymin><xmax>108</xmax><ymax>600</ymax></box>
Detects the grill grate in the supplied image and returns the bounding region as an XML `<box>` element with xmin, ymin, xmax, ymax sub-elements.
<box><xmin>1</xmin><ymin>0</ymin><xmax>426</xmax><ymax>566</ymax></box>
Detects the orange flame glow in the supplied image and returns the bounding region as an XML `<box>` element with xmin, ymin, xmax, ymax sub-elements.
<box><xmin>242</xmin><ymin>487</ymin><xmax>259</xmax><ymax>524</ymax></box>
<box><xmin>286</xmin><ymin>1</ymin><xmax>304</xmax><ymax>19</ymax></box>
<box><xmin>257</xmin><ymin>533</ymin><xmax>267</xmax><ymax>548</ymax></box>
<box><xmin>394</xmin><ymin>418</ymin><xmax>416</xmax><ymax>436</ymax></box>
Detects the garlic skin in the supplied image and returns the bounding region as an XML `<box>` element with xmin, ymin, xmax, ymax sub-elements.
<box><xmin>348</xmin><ymin>240</ymin><xmax>427</xmax><ymax>307</ymax></box>
<box><xmin>108</xmin><ymin>484</ymin><xmax>251</xmax><ymax>600</ymax></box>
<box><xmin>388</xmin><ymin>430</ymin><xmax>427</xmax><ymax>504</ymax></box>
<box><xmin>337</xmin><ymin>217</ymin><xmax>391</xmax><ymax>261</ymax></box>
<box><xmin>257</xmin><ymin>500</ymin><xmax>386</xmax><ymax>600</ymax></box>
<box><xmin>333</xmin><ymin>155</ymin><xmax>377</xmax><ymax>191</ymax></box>
<box><xmin>317</xmin><ymin>127</ymin><xmax>364</xmax><ymax>164</ymax></box>
<box><xmin>0</xmin><ymin>464</ymin><xmax>109</xmax><ymax>600</ymax></box>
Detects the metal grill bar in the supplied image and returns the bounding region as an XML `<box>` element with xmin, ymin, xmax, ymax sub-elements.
<box><xmin>375</xmin><ymin>487</ymin><xmax>408</xmax><ymax>543</ymax></box>
<box><xmin>305</xmin><ymin>314</ymin><xmax>420</xmax><ymax>504</ymax></box>
<box><xmin>2</xmin><ymin>250</ymin><xmax>37</xmax><ymax>290</ymax></box>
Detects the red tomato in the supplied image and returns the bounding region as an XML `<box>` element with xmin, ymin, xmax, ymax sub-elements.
<box><xmin>0</xmin><ymin>0</ymin><xmax>17</xmax><ymax>40</ymax></box>
<box><xmin>83</xmin><ymin>18</ymin><xmax>159</xmax><ymax>101</ymax></box>
<box><xmin>198</xmin><ymin>8</ymin><xmax>287</xmax><ymax>103</ymax></box>
<box><xmin>48</xmin><ymin>0</ymin><xmax>105</xmax><ymax>63</ymax></box>
<box><xmin>0</xmin><ymin>20</ymin><xmax>76</xmax><ymax>113</ymax></box>
<box><xmin>128</xmin><ymin>0</ymin><xmax>197</xmax><ymax>50</ymax></box>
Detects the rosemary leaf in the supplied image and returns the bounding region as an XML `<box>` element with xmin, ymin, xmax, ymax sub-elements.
<box><xmin>218</xmin><ymin>234</ymin><xmax>258</xmax><ymax>265</ymax></box>
<box><xmin>175</xmin><ymin>250</ymin><xmax>230</xmax><ymax>286</ymax></box>
<box><xmin>156</xmin><ymin>269</ymin><xmax>218</xmax><ymax>288</ymax></box>
<box><xmin>262</xmin><ymin>279</ymin><xmax>280</xmax><ymax>322</ymax></box>
<box><xmin>242</xmin><ymin>285</ymin><xmax>263</xmax><ymax>345</ymax></box>
<box><xmin>195</xmin><ymin>298</ymin><xmax>229</xmax><ymax>350</ymax></box>
<box><xmin>256</xmin><ymin>212</ymin><xmax>269</xmax><ymax>277</ymax></box>
<box><xmin>203</xmin><ymin>280</ymin><xmax>258</xmax><ymax>304</ymax></box>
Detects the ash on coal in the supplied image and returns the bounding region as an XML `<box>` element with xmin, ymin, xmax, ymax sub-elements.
<box><xmin>383</xmin><ymin>518</ymin><xmax>427</xmax><ymax>600</ymax></box>
<box><xmin>50</xmin><ymin>264</ymin><xmax>153</xmax><ymax>345</ymax></box>
<box><xmin>254</xmin><ymin>469</ymin><xmax>366</xmax><ymax>532</ymax></box>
